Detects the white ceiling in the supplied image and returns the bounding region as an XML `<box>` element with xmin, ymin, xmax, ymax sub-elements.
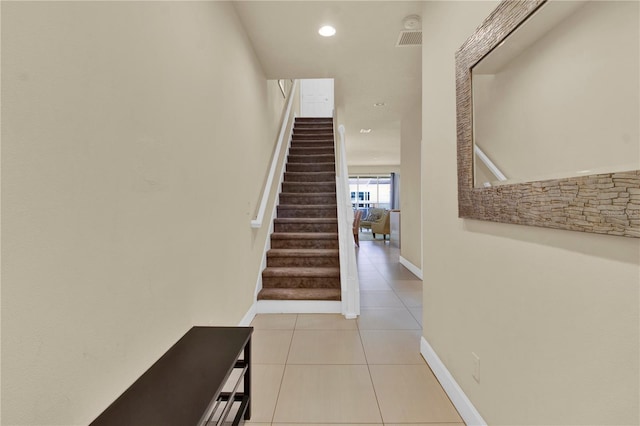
<box><xmin>233</xmin><ymin>1</ymin><xmax>422</xmax><ymax>168</ymax></box>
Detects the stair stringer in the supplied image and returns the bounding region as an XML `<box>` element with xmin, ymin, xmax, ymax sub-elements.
<box><xmin>334</xmin><ymin>123</ymin><xmax>360</xmax><ymax>319</ymax></box>
<box><xmin>253</xmin><ymin>114</ymin><xmax>296</xmax><ymax>301</ymax></box>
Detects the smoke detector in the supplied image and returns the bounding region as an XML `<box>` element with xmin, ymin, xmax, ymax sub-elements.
<box><xmin>402</xmin><ymin>14</ymin><xmax>421</xmax><ymax>30</ymax></box>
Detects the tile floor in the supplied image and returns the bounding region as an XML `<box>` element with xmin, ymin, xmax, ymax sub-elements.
<box><xmin>245</xmin><ymin>240</ymin><xmax>464</xmax><ymax>426</ymax></box>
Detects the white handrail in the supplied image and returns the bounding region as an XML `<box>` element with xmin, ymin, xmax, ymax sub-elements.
<box><xmin>251</xmin><ymin>80</ymin><xmax>299</xmax><ymax>228</ymax></box>
<box><xmin>474</xmin><ymin>144</ymin><xmax>507</xmax><ymax>183</ymax></box>
<box><xmin>334</xmin><ymin>116</ymin><xmax>360</xmax><ymax>319</ymax></box>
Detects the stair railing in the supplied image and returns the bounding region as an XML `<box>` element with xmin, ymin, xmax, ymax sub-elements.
<box><xmin>333</xmin><ymin>113</ymin><xmax>360</xmax><ymax>319</ymax></box>
<box><xmin>474</xmin><ymin>144</ymin><xmax>507</xmax><ymax>187</ymax></box>
<box><xmin>251</xmin><ymin>80</ymin><xmax>299</xmax><ymax>228</ymax></box>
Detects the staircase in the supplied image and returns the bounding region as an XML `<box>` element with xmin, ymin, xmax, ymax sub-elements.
<box><xmin>258</xmin><ymin>117</ymin><xmax>341</xmax><ymax>301</ymax></box>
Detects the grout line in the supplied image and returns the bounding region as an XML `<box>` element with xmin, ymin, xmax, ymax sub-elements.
<box><xmin>292</xmin><ymin>313</ymin><xmax>299</xmax><ymax>330</ymax></box>
<box><xmin>355</xmin><ymin>309</ymin><xmax>386</xmax><ymax>425</ymax></box>
<box><xmin>268</xmin><ymin>324</ymin><xmax>296</xmax><ymax>424</ymax></box>
<box><xmin>362</xmin><ymin>338</ymin><xmax>386</xmax><ymax>424</ymax></box>
<box><xmin>283</xmin><ymin>327</ymin><xmax>296</xmax><ymax>365</ymax></box>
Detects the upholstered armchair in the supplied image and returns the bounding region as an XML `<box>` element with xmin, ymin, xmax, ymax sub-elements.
<box><xmin>359</xmin><ymin>208</ymin><xmax>385</xmax><ymax>232</ymax></box>
<box><xmin>371</xmin><ymin>210</ymin><xmax>391</xmax><ymax>240</ymax></box>
<box><xmin>360</xmin><ymin>208</ymin><xmax>391</xmax><ymax>240</ymax></box>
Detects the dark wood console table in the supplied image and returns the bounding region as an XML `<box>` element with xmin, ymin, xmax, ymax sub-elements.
<box><xmin>91</xmin><ymin>326</ymin><xmax>253</xmax><ymax>426</ymax></box>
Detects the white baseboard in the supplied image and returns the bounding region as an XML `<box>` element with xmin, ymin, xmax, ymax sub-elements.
<box><xmin>399</xmin><ymin>256</ymin><xmax>423</xmax><ymax>280</ymax></box>
<box><xmin>239</xmin><ymin>303</ymin><xmax>257</xmax><ymax>326</ymax></box>
<box><xmin>420</xmin><ymin>337</ymin><xmax>487</xmax><ymax>426</ymax></box>
<box><xmin>256</xmin><ymin>300</ymin><xmax>341</xmax><ymax>314</ymax></box>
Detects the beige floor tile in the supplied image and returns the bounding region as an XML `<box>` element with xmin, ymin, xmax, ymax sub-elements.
<box><xmin>273</xmin><ymin>424</ymin><xmax>382</xmax><ymax>426</ymax></box>
<box><xmin>358</xmin><ymin>278</ymin><xmax>393</xmax><ymax>291</ymax></box>
<box><xmin>295</xmin><ymin>314</ymin><xmax>357</xmax><ymax>330</ymax></box>
<box><xmin>273</xmin><ymin>365</ymin><xmax>382</xmax><ymax>423</ymax></box>
<box><xmin>251</xmin><ymin>329</ymin><xmax>293</xmax><ymax>364</ymax></box>
<box><xmin>221</xmin><ymin>368</ymin><xmax>243</xmax><ymax>393</ymax></box>
<box><xmin>360</xmin><ymin>330</ymin><xmax>424</xmax><ymax>364</ymax></box>
<box><xmin>355</xmin><ymin>255</ymin><xmax>374</xmax><ymax>264</ymax></box>
<box><xmin>251</xmin><ymin>313</ymin><xmax>297</xmax><ymax>329</ymax></box>
<box><xmin>360</xmin><ymin>290</ymin><xmax>404</xmax><ymax>308</ymax></box>
<box><xmin>369</xmin><ymin>365</ymin><xmax>462</xmax><ymax>424</ymax></box>
<box><xmin>388</xmin><ymin>279</ymin><xmax>423</xmax><ymax>292</ymax></box>
<box><xmin>396</xmin><ymin>290</ymin><xmax>423</xmax><ymax>308</ymax></box>
<box><xmin>361</xmin><ymin>258</ymin><xmax>396</xmax><ymax>265</ymax></box>
<box><xmin>358</xmin><ymin>272</ymin><xmax>384</xmax><ymax>280</ymax></box>
<box><xmin>384</xmin><ymin>424</ymin><xmax>465</xmax><ymax>426</ymax></box>
<box><xmin>409</xmin><ymin>306</ymin><xmax>423</xmax><ymax>326</ymax></box>
<box><xmin>357</xmin><ymin>308</ymin><xmax>421</xmax><ymax>330</ymax></box>
<box><xmin>363</xmin><ymin>252</ymin><xmax>397</xmax><ymax>260</ymax></box>
<box><xmin>243</xmin><ymin>364</ymin><xmax>285</xmax><ymax>423</ymax></box>
<box><xmin>356</xmin><ymin>266</ymin><xmax>376</xmax><ymax>273</ymax></box>
<box><xmin>378</xmin><ymin>267</ymin><xmax>420</xmax><ymax>281</ymax></box>
<box><xmin>356</xmin><ymin>258</ymin><xmax>382</xmax><ymax>267</ymax></box>
<box><xmin>288</xmin><ymin>330</ymin><xmax>366</xmax><ymax>364</ymax></box>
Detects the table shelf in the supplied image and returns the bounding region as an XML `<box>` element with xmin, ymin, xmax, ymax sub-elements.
<box><xmin>91</xmin><ymin>327</ymin><xmax>253</xmax><ymax>426</ymax></box>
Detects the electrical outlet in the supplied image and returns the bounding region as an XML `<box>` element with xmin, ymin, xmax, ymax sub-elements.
<box><xmin>472</xmin><ymin>352</ymin><xmax>480</xmax><ymax>383</ymax></box>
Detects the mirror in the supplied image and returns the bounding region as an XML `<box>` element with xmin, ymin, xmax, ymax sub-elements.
<box><xmin>472</xmin><ymin>0</ymin><xmax>639</xmax><ymax>188</ymax></box>
<box><xmin>456</xmin><ymin>0</ymin><xmax>640</xmax><ymax>238</ymax></box>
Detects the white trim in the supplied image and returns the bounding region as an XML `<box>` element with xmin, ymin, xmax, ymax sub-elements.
<box><xmin>420</xmin><ymin>337</ymin><xmax>487</xmax><ymax>426</ymax></box>
<box><xmin>251</xmin><ymin>80</ymin><xmax>299</xmax><ymax>228</ymax></box>
<box><xmin>251</xmin><ymin>88</ymin><xmax>298</xmax><ymax>311</ymax></box>
<box><xmin>474</xmin><ymin>144</ymin><xmax>507</xmax><ymax>182</ymax></box>
<box><xmin>253</xmin><ymin>179</ymin><xmax>281</xmax><ymax>300</ymax></box>
<box><xmin>399</xmin><ymin>255</ymin><xmax>423</xmax><ymax>280</ymax></box>
<box><xmin>239</xmin><ymin>303</ymin><xmax>257</xmax><ymax>326</ymax></box>
<box><xmin>334</xmin><ymin>121</ymin><xmax>360</xmax><ymax>319</ymax></box>
<box><xmin>256</xmin><ymin>300</ymin><xmax>341</xmax><ymax>314</ymax></box>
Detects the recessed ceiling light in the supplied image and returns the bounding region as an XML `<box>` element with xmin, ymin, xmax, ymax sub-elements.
<box><xmin>360</xmin><ymin>128</ymin><xmax>372</xmax><ymax>134</ymax></box>
<box><xmin>319</xmin><ymin>25</ymin><xmax>336</xmax><ymax>37</ymax></box>
<box><xmin>373</xmin><ymin>102</ymin><xmax>385</xmax><ymax>107</ymax></box>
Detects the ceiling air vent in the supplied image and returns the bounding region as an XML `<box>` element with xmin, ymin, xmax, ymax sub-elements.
<box><xmin>396</xmin><ymin>30</ymin><xmax>422</xmax><ymax>47</ymax></box>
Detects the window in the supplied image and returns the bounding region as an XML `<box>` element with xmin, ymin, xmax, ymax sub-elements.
<box><xmin>349</xmin><ymin>175</ymin><xmax>392</xmax><ymax>217</ymax></box>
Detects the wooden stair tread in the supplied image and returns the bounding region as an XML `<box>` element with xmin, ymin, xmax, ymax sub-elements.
<box><xmin>289</xmin><ymin>155</ymin><xmax>336</xmax><ymax>158</ymax></box>
<box><xmin>286</xmin><ymin>162</ymin><xmax>335</xmax><ymax>165</ymax></box>
<box><xmin>288</xmin><ymin>154</ymin><xmax>335</xmax><ymax>158</ymax></box>
<box><xmin>268</xmin><ymin>249</ymin><xmax>339</xmax><ymax>257</ymax></box>
<box><xmin>278</xmin><ymin>204</ymin><xmax>336</xmax><ymax>209</ymax></box>
<box><xmin>282</xmin><ymin>180</ymin><xmax>336</xmax><ymax>186</ymax></box>
<box><xmin>282</xmin><ymin>181</ymin><xmax>335</xmax><ymax>184</ymax></box>
<box><xmin>280</xmin><ymin>192</ymin><xmax>337</xmax><ymax>196</ymax></box>
<box><xmin>274</xmin><ymin>218</ymin><xmax>337</xmax><ymax>223</ymax></box>
<box><xmin>285</xmin><ymin>171</ymin><xmax>335</xmax><ymax>175</ymax></box>
<box><xmin>291</xmin><ymin>142</ymin><xmax>333</xmax><ymax>145</ymax></box>
<box><xmin>263</xmin><ymin>267</ymin><xmax>340</xmax><ymax>277</ymax></box>
<box><xmin>258</xmin><ymin>288</ymin><xmax>341</xmax><ymax>301</ymax></box>
<box><xmin>271</xmin><ymin>232</ymin><xmax>338</xmax><ymax>240</ymax></box>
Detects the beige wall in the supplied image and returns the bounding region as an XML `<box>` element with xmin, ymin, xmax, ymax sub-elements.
<box><xmin>400</xmin><ymin>100</ymin><xmax>422</xmax><ymax>269</ymax></box>
<box><xmin>473</xmin><ymin>1</ymin><xmax>639</xmax><ymax>185</ymax></box>
<box><xmin>348</xmin><ymin>165</ymin><xmax>400</xmax><ymax>175</ymax></box>
<box><xmin>1</xmin><ymin>2</ymin><xmax>284</xmax><ymax>424</ymax></box>
<box><xmin>422</xmin><ymin>1</ymin><xmax>639</xmax><ymax>425</ymax></box>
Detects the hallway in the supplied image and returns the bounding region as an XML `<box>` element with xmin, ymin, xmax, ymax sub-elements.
<box><xmin>244</xmin><ymin>240</ymin><xmax>463</xmax><ymax>425</ymax></box>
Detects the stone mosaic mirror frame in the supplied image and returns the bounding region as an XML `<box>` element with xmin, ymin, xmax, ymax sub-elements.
<box><xmin>455</xmin><ymin>0</ymin><xmax>640</xmax><ymax>238</ymax></box>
